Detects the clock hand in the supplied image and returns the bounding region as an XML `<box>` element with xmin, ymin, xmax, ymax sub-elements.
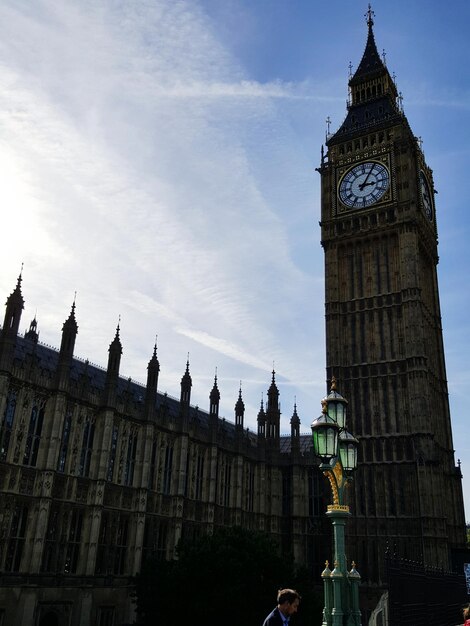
<box><xmin>359</xmin><ymin>164</ymin><xmax>374</xmax><ymax>190</ymax></box>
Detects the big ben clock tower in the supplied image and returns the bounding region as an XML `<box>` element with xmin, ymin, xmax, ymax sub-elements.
<box><xmin>318</xmin><ymin>6</ymin><xmax>466</xmax><ymax>583</ymax></box>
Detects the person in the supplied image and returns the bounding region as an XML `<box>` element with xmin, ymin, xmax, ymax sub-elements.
<box><xmin>463</xmin><ymin>604</ymin><xmax>470</xmax><ymax>626</ymax></box>
<box><xmin>262</xmin><ymin>588</ymin><xmax>301</xmax><ymax>626</ymax></box>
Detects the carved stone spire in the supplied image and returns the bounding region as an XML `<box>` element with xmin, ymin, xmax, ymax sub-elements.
<box><xmin>145</xmin><ymin>340</ymin><xmax>160</xmax><ymax>419</ymax></box>
<box><xmin>56</xmin><ymin>299</ymin><xmax>78</xmax><ymax>390</ymax></box>
<box><xmin>209</xmin><ymin>370</ymin><xmax>220</xmax><ymax>418</ymax></box>
<box><xmin>0</xmin><ymin>271</ymin><xmax>25</xmax><ymax>372</ymax></box>
<box><xmin>266</xmin><ymin>370</ymin><xmax>280</xmax><ymax>444</ymax></box>
<box><xmin>102</xmin><ymin>321</ymin><xmax>122</xmax><ymax>408</ymax></box>
<box><xmin>290</xmin><ymin>401</ymin><xmax>300</xmax><ymax>438</ymax></box>
<box><xmin>235</xmin><ymin>384</ymin><xmax>245</xmax><ymax>428</ymax></box>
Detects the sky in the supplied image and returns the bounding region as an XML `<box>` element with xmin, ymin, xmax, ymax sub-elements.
<box><xmin>0</xmin><ymin>0</ymin><xmax>469</xmax><ymax>516</ymax></box>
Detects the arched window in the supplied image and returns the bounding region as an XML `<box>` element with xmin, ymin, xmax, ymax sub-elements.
<box><xmin>64</xmin><ymin>509</ymin><xmax>83</xmax><ymax>573</ymax></box>
<box><xmin>163</xmin><ymin>443</ymin><xmax>173</xmax><ymax>495</ymax></box>
<box><xmin>4</xmin><ymin>504</ymin><xmax>29</xmax><ymax>571</ymax></box>
<box><xmin>39</xmin><ymin>611</ymin><xmax>59</xmax><ymax>626</ymax></box>
<box><xmin>124</xmin><ymin>428</ymin><xmax>138</xmax><ymax>486</ymax></box>
<box><xmin>79</xmin><ymin>416</ymin><xmax>95</xmax><ymax>477</ymax></box>
<box><xmin>195</xmin><ymin>450</ymin><xmax>205</xmax><ymax>500</ymax></box>
<box><xmin>107</xmin><ymin>424</ymin><xmax>119</xmax><ymax>482</ymax></box>
<box><xmin>0</xmin><ymin>388</ymin><xmax>17</xmax><ymax>460</ymax></box>
<box><xmin>23</xmin><ymin>399</ymin><xmax>45</xmax><ymax>466</ymax></box>
<box><xmin>58</xmin><ymin>406</ymin><xmax>73</xmax><ymax>472</ymax></box>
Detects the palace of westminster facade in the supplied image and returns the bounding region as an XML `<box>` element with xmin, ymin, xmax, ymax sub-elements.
<box><xmin>0</xmin><ymin>8</ymin><xmax>466</xmax><ymax>626</ymax></box>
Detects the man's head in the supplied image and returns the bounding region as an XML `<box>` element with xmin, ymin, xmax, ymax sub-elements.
<box><xmin>277</xmin><ymin>589</ymin><xmax>301</xmax><ymax>617</ymax></box>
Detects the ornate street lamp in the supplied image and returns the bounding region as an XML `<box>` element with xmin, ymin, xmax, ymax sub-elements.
<box><xmin>311</xmin><ymin>377</ymin><xmax>362</xmax><ymax>626</ymax></box>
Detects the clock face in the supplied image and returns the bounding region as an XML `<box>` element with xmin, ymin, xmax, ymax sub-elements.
<box><xmin>338</xmin><ymin>161</ymin><xmax>390</xmax><ymax>209</ymax></box>
<box><xmin>419</xmin><ymin>170</ymin><xmax>433</xmax><ymax>220</ymax></box>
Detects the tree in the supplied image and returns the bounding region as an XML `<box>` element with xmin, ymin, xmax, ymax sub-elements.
<box><xmin>134</xmin><ymin>526</ymin><xmax>322</xmax><ymax>626</ymax></box>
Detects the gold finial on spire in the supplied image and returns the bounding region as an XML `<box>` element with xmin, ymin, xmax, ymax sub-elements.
<box><xmin>398</xmin><ymin>91</ymin><xmax>404</xmax><ymax>112</ymax></box>
<box><xmin>326</xmin><ymin>116</ymin><xmax>331</xmax><ymax>141</ymax></box>
<box><xmin>331</xmin><ymin>375</ymin><xmax>337</xmax><ymax>391</ymax></box>
<box><xmin>15</xmin><ymin>263</ymin><xmax>24</xmax><ymax>290</ymax></box>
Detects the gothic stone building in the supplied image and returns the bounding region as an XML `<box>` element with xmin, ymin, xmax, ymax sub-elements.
<box><xmin>0</xmin><ymin>6</ymin><xmax>468</xmax><ymax>626</ymax></box>
<box><xmin>318</xmin><ymin>6</ymin><xmax>466</xmax><ymax>586</ymax></box>
<box><xmin>0</xmin><ymin>276</ymin><xmax>329</xmax><ymax>626</ymax></box>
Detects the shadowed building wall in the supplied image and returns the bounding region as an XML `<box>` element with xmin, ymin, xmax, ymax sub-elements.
<box><xmin>0</xmin><ymin>276</ymin><xmax>329</xmax><ymax>625</ymax></box>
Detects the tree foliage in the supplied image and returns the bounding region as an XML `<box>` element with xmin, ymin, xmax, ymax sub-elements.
<box><xmin>134</xmin><ymin>526</ymin><xmax>322</xmax><ymax>626</ymax></box>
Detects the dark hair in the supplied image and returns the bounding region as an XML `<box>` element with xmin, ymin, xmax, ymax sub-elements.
<box><xmin>277</xmin><ymin>589</ymin><xmax>301</xmax><ymax>605</ymax></box>
<box><xmin>463</xmin><ymin>605</ymin><xmax>470</xmax><ymax>620</ymax></box>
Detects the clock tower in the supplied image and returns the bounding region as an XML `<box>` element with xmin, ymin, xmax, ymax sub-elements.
<box><xmin>318</xmin><ymin>7</ymin><xmax>466</xmax><ymax>583</ymax></box>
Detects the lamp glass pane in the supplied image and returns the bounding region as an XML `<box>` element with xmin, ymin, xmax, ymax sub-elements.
<box><xmin>326</xmin><ymin>427</ymin><xmax>337</xmax><ymax>457</ymax></box>
<box><xmin>313</xmin><ymin>429</ymin><xmax>325</xmax><ymax>456</ymax></box>
<box><xmin>340</xmin><ymin>442</ymin><xmax>358</xmax><ymax>471</ymax></box>
<box><xmin>336</xmin><ymin>403</ymin><xmax>345</xmax><ymax>428</ymax></box>
<box><xmin>327</xmin><ymin>402</ymin><xmax>336</xmax><ymax>422</ymax></box>
<box><xmin>313</xmin><ymin>424</ymin><xmax>338</xmax><ymax>460</ymax></box>
<box><xmin>328</xmin><ymin>401</ymin><xmax>346</xmax><ymax>428</ymax></box>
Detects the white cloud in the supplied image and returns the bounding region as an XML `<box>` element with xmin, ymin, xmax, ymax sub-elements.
<box><xmin>0</xmin><ymin>0</ymin><xmax>324</xmax><ymax>429</ymax></box>
<box><xmin>2</xmin><ymin>0</ymin><xmax>468</xmax><ymax>517</ymax></box>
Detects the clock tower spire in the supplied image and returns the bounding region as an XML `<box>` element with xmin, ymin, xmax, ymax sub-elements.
<box><xmin>328</xmin><ymin>6</ymin><xmax>400</xmax><ymax>152</ymax></box>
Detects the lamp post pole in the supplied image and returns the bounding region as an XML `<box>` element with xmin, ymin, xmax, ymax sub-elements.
<box><xmin>311</xmin><ymin>377</ymin><xmax>362</xmax><ymax>626</ymax></box>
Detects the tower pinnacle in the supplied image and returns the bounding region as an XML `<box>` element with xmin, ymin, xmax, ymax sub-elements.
<box><xmin>365</xmin><ymin>3</ymin><xmax>374</xmax><ymax>29</ymax></box>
